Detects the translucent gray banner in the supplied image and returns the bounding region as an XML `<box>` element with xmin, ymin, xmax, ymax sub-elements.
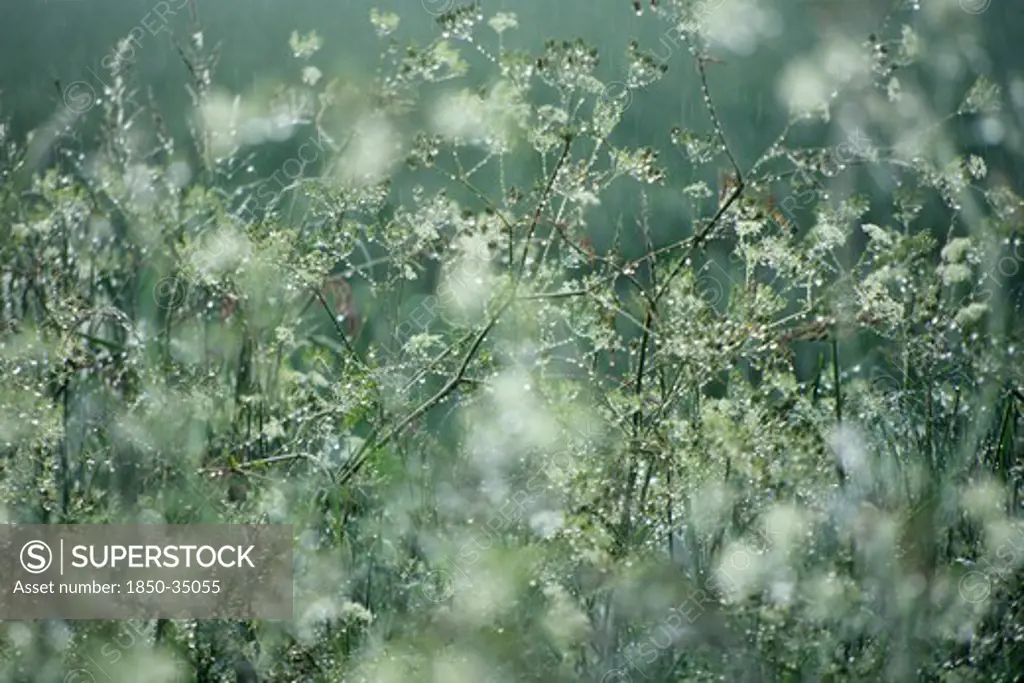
<box><xmin>0</xmin><ymin>525</ymin><xmax>293</xmax><ymax>619</ymax></box>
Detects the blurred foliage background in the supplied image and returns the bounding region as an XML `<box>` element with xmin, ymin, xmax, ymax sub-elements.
<box><xmin>0</xmin><ymin>0</ymin><xmax>1023</xmax><ymax>681</ymax></box>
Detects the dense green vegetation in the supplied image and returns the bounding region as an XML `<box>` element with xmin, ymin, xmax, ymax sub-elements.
<box><xmin>1</xmin><ymin>1</ymin><xmax>1022</xmax><ymax>680</ymax></box>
